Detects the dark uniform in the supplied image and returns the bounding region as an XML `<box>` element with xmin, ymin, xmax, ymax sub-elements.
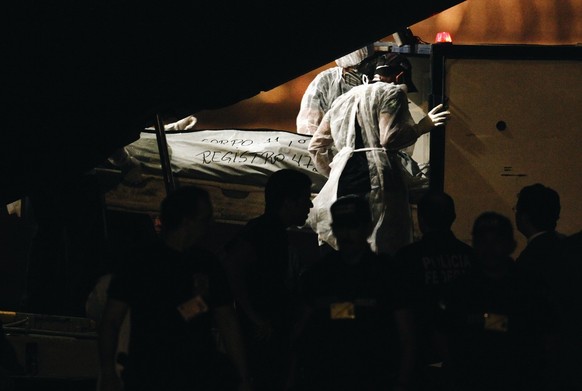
<box><xmin>393</xmin><ymin>231</ymin><xmax>474</xmax><ymax>364</ymax></box>
<box><xmin>225</xmin><ymin>213</ymin><xmax>295</xmax><ymax>391</ymax></box>
<box><xmin>437</xmin><ymin>259</ymin><xmax>556</xmax><ymax>391</ymax></box>
<box><xmin>294</xmin><ymin>249</ymin><xmax>401</xmax><ymax>391</ymax></box>
<box><xmin>108</xmin><ymin>241</ymin><xmax>238</xmax><ymax>391</ymax></box>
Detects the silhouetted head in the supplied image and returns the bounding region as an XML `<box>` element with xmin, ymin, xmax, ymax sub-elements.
<box><xmin>370</xmin><ymin>52</ymin><xmax>418</xmax><ymax>92</ymax></box>
<box><xmin>515</xmin><ymin>183</ymin><xmax>560</xmax><ymax>233</ymax></box>
<box><xmin>472</xmin><ymin>211</ymin><xmax>516</xmax><ymax>260</ymax></box>
<box><xmin>417</xmin><ymin>190</ymin><xmax>456</xmax><ymax>233</ymax></box>
<box><xmin>265</xmin><ymin>169</ymin><xmax>313</xmax><ymax>227</ymax></box>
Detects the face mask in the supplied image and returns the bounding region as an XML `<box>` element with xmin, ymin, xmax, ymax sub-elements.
<box><xmin>343</xmin><ymin>69</ymin><xmax>365</xmax><ymax>87</ymax></box>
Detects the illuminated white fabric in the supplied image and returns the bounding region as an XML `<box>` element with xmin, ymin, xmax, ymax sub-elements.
<box><xmin>126</xmin><ymin>129</ymin><xmax>328</xmax><ymax>191</ymax></box>
<box><xmin>307</xmin><ymin>82</ymin><xmax>423</xmax><ymax>254</ymax></box>
<box><xmin>334</xmin><ymin>46</ymin><xmax>373</xmax><ymax>68</ymax></box>
<box><xmin>296</xmin><ymin>67</ymin><xmax>364</xmax><ymax>135</ymax></box>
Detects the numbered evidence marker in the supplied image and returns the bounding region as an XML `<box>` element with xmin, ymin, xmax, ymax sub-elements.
<box><xmin>177</xmin><ymin>295</ymin><xmax>209</xmax><ymax>321</ymax></box>
<box><xmin>483</xmin><ymin>312</ymin><xmax>508</xmax><ymax>332</ymax></box>
<box><xmin>330</xmin><ymin>302</ymin><xmax>356</xmax><ymax>320</ymax></box>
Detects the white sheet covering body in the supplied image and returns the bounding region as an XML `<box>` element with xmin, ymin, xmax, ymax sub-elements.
<box><xmin>125</xmin><ymin>129</ymin><xmax>328</xmax><ymax>192</ymax></box>
<box><xmin>113</xmin><ymin>127</ymin><xmax>427</xmax><ymax>226</ymax></box>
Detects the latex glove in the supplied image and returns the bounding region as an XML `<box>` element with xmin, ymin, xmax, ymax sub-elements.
<box><xmin>164</xmin><ymin>115</ymin><xmax>197</xmax><ymax>131</ymax></box>
<box><xmin>416</xmin><ymin>103</ymin><xmax>451</xmax><ymax>135</ymax></box>
<box><xmin>428</xmin><ymin>103</ymin><xmax>451</xmax><ymax>127</ymax></box>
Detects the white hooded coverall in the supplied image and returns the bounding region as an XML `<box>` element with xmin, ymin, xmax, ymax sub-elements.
<box><xmin>307</xmin><ymin>81</ymin><xmax>424</xmax><ymax>255</ymax></box>
<box><xmin>296</xmin><ymin>46</ymin><xmax>373</xmax><ymax>135</ymax></box>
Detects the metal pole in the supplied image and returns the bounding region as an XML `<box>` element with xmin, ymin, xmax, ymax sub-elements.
<box><xmin>153</xmin><ymin>114</ymin><xmax>176</xmax><ymax>195</ymax></box>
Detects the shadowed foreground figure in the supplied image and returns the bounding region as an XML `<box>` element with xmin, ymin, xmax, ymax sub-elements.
<box><xmin>393</xmin><ymin>190</ymin><xmax>474</xmax><ymax>390</ymax></box>
<box><xmin>514</xmin><ymin>183</ymin><xmax>566</xmax><ymax>283</ymax></box>
<box><xmin>291</xmin><ymin>195</ymin><xmax>417</xmax><ymax>391</ymax></box>
<box><xmin>437</xmin><ymin>212</ymin><xmax>556</xmax><ymax>391</ymax></box>
<box><xmin>514</xmin><ymin>183</ymin><xmax>582</xmax><ymax>389</ymax></box>
<box><xmin>222</xmin><ymin>169</ymin><xmax>314</xmax><ymax>391</ymax></box>
<box><xmin>98</xmin><ymin>186</ymin><xmax>251</xmax><ymax>391</ymax></box>
<box><xmin>553</xmin><ymin>230</ymin><xmax>582</xmax><ymax>390</ymax></box>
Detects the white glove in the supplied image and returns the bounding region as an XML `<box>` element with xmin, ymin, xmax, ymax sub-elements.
<box><xmin>427</xmin><ymin>103</ymin><xmax>450</xmax><ymax>127</ymax></box>
<box><xmin>173</xmin><ymin>115</ymin><xmax>197</xmax><ymax>130</ymax></box>
<box><xmin>161</xmin><ymin>115</ymin><xmax>198</xmax><ymax>131</ymax></box>
<box><xmin>416</xmin><ymin>103</ymin><xmax>451</xmax><ymax>135</ymax></box>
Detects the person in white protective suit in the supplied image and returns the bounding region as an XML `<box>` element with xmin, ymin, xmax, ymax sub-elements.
<box><xmin>307</xmin><ymin>52</ymin><xmax>450</xmax><ymax>255</ymax></box>
<box><xmin>296</xmin><ymin>44</ymin><xmax>381</xmax><ymax>135</ymax></box>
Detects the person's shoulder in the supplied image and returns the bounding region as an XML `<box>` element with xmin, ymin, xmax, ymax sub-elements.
<box><xmin>378</xmin><ymin>82</ymin><xmax>408</xmax><ymax>99</ymax></box>
<box><xmin>394</xmin><ymin>240</ymin><xmax>423</xmax><ymax>257</ymax></box>
<box><xmin>565</xmin><ymin>229</ymin><xmax>582</xmax><ymax>242</ymax></box>
<box><xmin>369</xmin><ymin>81</ymin><xmax>403</xmax><ymax>91</ymax></box>
<box><xmin>392</xmin><ymin>239</ymin><xmax>432</xmax><ymax>266</ymax></box>
<box><xmin>562</xmin><ymin>230</ymin><xmax>582</xmax><ymax>253</ymax></box>
<box><xmin>364</xmin><ymin>82</ymin><xmax>407</xmax><ymax>107</ymax></box>
<box><xmin>537</xmin><ymin>230</ymin><xmax>565</xmax><ymax>244</ymax></box>
<box><xmin>455</xmin><ymin>236</ymin><xmax>474</xmax><ymax>248</ymax></box>
<box><xmin>364</xmin><ymin>250</ymin><xmax>396</xmax><ymax>270</ymax></box>
<box><xmin>425</xmin><ymin>231</ymin><xmax>473</xmax><ymax>250</ymax></box>
<box><xmin>449</xmin><ymin>236</ymin><xmax>475</xmax><ymax>253</ymax></box>
<box><xmin>371</xmin><ymin>249</ymin><xmax>395</xmax><ymax>261</ymax></box>
<box><xmin>317</xmin><ymin>67</ymin><xmax>341</xmax><ymax>77</ymax></box>
<box><xmin>310</xmin><ymin>67</ymin><xmax>340</xmax><ymax>84</ymax></box>
<box><xmin>226</xmin><ymin>215</ymin><xmax>262</xmax><ymax>243</ymax></box>
<box><xmin>522</xmin><ymin>231</ymin><xmax>564</xmax><ymax>255</ymax></box>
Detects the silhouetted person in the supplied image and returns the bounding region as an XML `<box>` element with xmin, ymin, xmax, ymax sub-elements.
<box><xmin>513</xmin><ymin>183</ymin><xmax>568</xmax><ymax>388</ymax></box>
<box><xmin>514</xmin><ymin>183</ymin><xmax>566</xmax><ymax>279</ymax></box>
<box><xmin>222</xmin><ymin>169</ymin><xmax>314</xmax><ymax>391</ymax></box>
<box><xmin>553</xmin><ymin>229</ymin><xmax>582</xmax><ymax>390</ymax></box>
<box><xmin>393</xmin><ymin>190</ymin><xmax>474</xmax><ymax>390</ymax></box>
<box><xmin>86</xmin><ymin>208</ymin><xmax>158</xmax><ymax>379</ymax></box>
<box><xmin>98</xmin><ymin>186</ymin><xmax>252</xmax><ymax>391</ymax></box>
<box><xmin>437</xmin><ymin>212</ymin><xmax>556</xmax><ymax>391</ymax></box>
<box><xmin>291</xmin><ymin>195</ymin><xmax>417</xmax><ymax>391</ymax></box>
<box><xmin>86</xmin><ymin>272</ymin><xmax>131</xmax><ymax>380</ymax></box>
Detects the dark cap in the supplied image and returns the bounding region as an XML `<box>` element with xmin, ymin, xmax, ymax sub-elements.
<box><xmin>373</xmin><ymin>52</ymin><xmax>418</xmax><ymax>92</ymax></box>
<box><xmin>330</xmin><ymin>195</ymin><xmax>372</xmax><ymax>227</ymax></box>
